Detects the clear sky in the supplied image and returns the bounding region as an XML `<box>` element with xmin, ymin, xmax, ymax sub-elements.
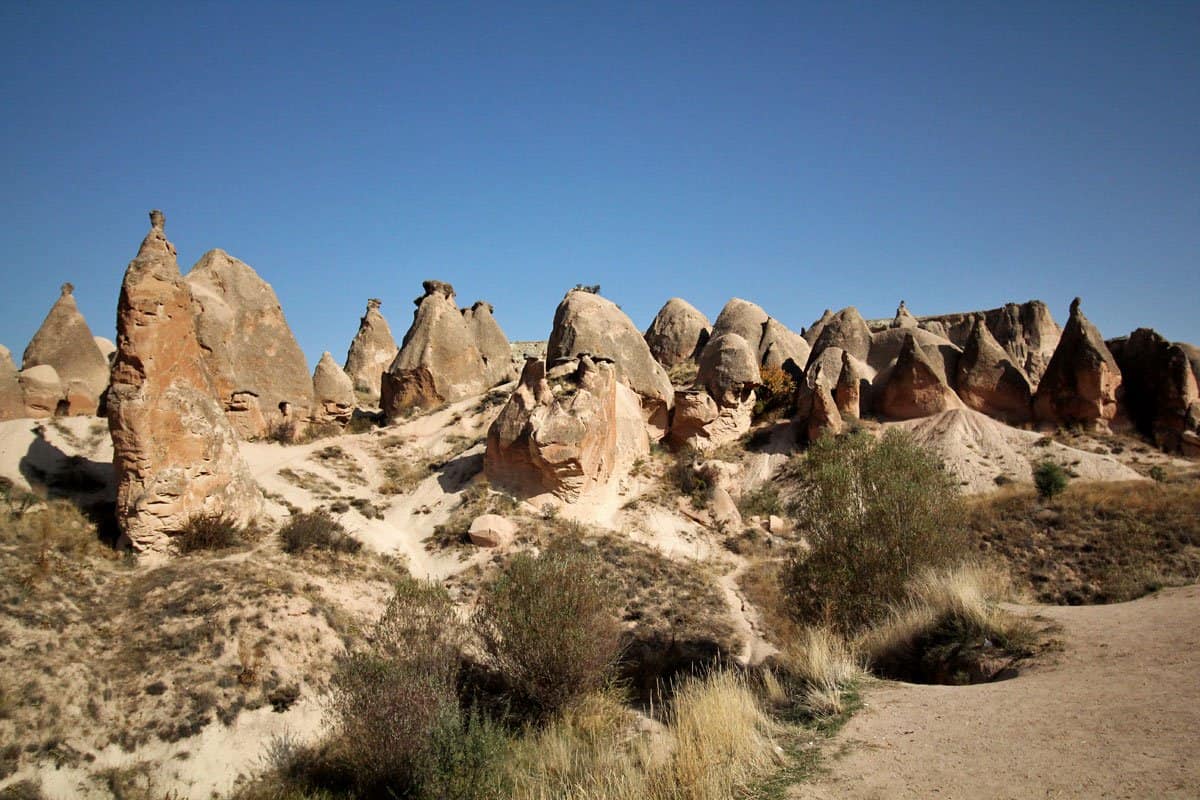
<box><xmin>2</xmin><ymin>2</ymin><xmax>1197</xmax><ymax>369</ymax></box>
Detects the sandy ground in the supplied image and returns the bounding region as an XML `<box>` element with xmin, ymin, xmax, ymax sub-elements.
<box><xmin>791</xmin><ymin>584</ymin><xmax>1200</xmax><ymax>800</ymax></box>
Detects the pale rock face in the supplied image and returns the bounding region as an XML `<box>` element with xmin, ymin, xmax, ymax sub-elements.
<box><xmin>19</xmin><ymin>364</ymin><xmax>63</xmax><ymax>418</ymax></box>
<box><xmin>186</xmin><ymin>249</ymin><xmax>314</xmax><ymax>438</ymax></box>
<box><xmin>696</xmin><ymin>333</ymin><xmax>761</xmax><ymax>407</ymax></box>
<box><xmin>22</xmin><ymin>283</ymin><xmax>109</xmax><ymax>412</ymax></box>
<box><xmin>484</xmin><ymin>356</ymin><xmax>649</xmax><ymax>502</ymax></box>
<box><xmin>868</xmin><ymin>327</ymin><xmax>960</xmax><ymax>387</ymax></box>
<box><xmin>468</xmin><ymin>514</ymin><xmax>517</xmax><ymax>548</ymax></box>
<box><xmin>1033</xmin><ymin>299</ymin><xmax>1121</xmax><ymax>431</ymax></box>
<box><xmin>955</xmin><ymin>318</ymin><xmax>1033</xmax><ymax>424</ymax></box>
<box><xmin>670</xmin><ymin>333</ymin><xmax>758</xmax><ymax>450</ymax></box>
<box><xmin>1109</xmin><ymin>329</ymin><xmax>1200</xmax><ymax>453</ymax></box>
<box><xmin>344</xmin><ymin>299</ymin><xmax>398</xmax><ymax>402</ymax></box>
<box><xmin>0</xmin><ymin>346</ymin><xmax>25</xmax><ymax>420</ymax></box>
<box><xmin>382</xmin><ymin>281</ymin><xmax>514</xmax><ymax>420</ymax></box>
<box><xmin>108</xmin><ymin>211</ymin><xmax>262</xmax><ymax>553</ymax></box>
<box><xmin>877</xmin><ymin>333</ymin><xmax>963</xmax><ymax>420</ymax></box>
<box><xmin>709</xmin><ymin>298</ymin><xmax>770</xmax><ymax>351</ymax></box>
<box><xmin>547</xmin><ymin>289</ymin><xmax>673</xmax><ymax>439</ymax></box>
<box><xmin>759</xmin><ymin>318</ymin><xmax>811</xmax><ymax>372</ymax></box>
<box><xmin>644</xmin><ymin>297</ymin><xmax>711</xmax><ymax>367</ymax></box>
<box><xmin>912</xmin><ymin>301</ymin><xmax>1061</xmax><ymax>387</ymax></box>
<box><xmin>313</xmin><ymin>352</ymin><xmax>356</xmax><ymax>425</ymax></box>
<box><xmin>94</xmin><ymin>336</ymin><xmax>117</xmax><ymax>364</ymax></box>
<box><xmin>891</xmin><ymin>301</ymin><xmax>919</xmax><ymax>329</ymax></box>
<box><xmin>807</xmin><ymin>382</ymin><xmax>844</xmax><ymax>441</ymax></box>
<box><xmin>920</xmin><ymin>320</ymin><xmax>950</xmax><ymax>340</ymax></box>
<box><xmin>803</xmin><ymin>309</ymin><xmax>835</xmax><ymax>346</ymax></box>
<box><xmin>807</xmin><ymin>307</ymin><xmax>873</xmax><ymax>366</ymax></box>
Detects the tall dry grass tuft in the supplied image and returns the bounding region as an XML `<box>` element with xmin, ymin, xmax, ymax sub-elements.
<box><xmin>780</xmin><ymin>626</ymin><xmax>867</xmax><ymax>718</ymax></box>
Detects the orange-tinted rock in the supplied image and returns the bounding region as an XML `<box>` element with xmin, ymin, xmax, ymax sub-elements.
<box><xmin>955</xmin><ymin>318</ymin><xmax>1033</xmax><ymax>424</ymax></box>
<box><xmin>878</xmin><ymin>333</ymin><xmax>963</xmax><ymax>420</ymax></box>
<box><xmin>912</xmin><ymin>301</ymin><xmax>1061</xmax><ymax>386</ymax></box>
<box><xmin>834</xmin><ymin>350</ymin><xmax>862</xmax><ymax>419</ymax></box>
<box><xmin>18</xmin><ymin>364</ymin><xmax>63</xmax><ymax>418</ymax></box>
<box><xmin>1033</xmin><ymin>299</ymin><xmax>1121</xmax><ymax>431</ymax></box>
<box><xmin>0</xmin><ymin>346</ymin><xmax>27</xmax><ymax>420</ymax></box>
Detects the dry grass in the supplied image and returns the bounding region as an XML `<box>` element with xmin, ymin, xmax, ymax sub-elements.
<box><xmin>777</xmin><ymin>627</ymin><xmax>867</xmax><ymax>718</ymax></box>
<box><xmin>378</xmin><ymin>458</ymin><xmax>430</xmax><ymax>495</ymax></box>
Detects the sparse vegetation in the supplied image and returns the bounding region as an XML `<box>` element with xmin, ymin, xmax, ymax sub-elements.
<box><xmin>1033</xmin><ymin>460</ymin><xmax>1069</xmax><ymax>499</ymax></box>
<box><xmin>279</xmin><ymin>511</ymin><xmax>362</xmax><ymax>555</ymax></box>
<box><xmin>379</xmin><ymin>457</ymin><xmax>430</xmax><ymax>495</ymax></box>
<box><xmin>753</xmin><ymin>365</ymin><xmax>797</xmax><ymax>421</ymax></box>
<box><xmin>170</xmin><ymin>513</ymin><xmax>244</xmax><ymax>554</ymax></box>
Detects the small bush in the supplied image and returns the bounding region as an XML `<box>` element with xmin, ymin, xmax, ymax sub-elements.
<box><xmin>379</xmin><ymin>459</ymin><xmax>429</xmax><ymax>495</ymax></box>
<box><xmin>170</xmin><ymin>514</ymin><xmax>243</xmax><ymax>554</ymax></box>
<box><xmin>279</xmin><ymin>511</ymin><xmax>361</xmax><ymax>555</ymax></box>
<box><xmin>1033</xmin><ymin>460</ymin><xmax>1069</xmax><ymax>500</ymax></box>
<box><xmin>752</xmin><ymin>366</ymin><xmax>797</xmax><ymax>421</ymax></box>
<box><xmin>777</xmin><ymin>626</ymin><xmax>866</xmax><ymax>718</ymax></box>
<box><xmin>475</xmin><ymin>548</ymin><xmax>623</xmax><ymax>719</ymax></box>
<box><xmin>784</xmin><ymin>430</ymin><xmax>967</xmax><ymax>634</ymax></box>
<box><xmin>737</xmin><ymin>484</ymin><xmax>783</xmax><ymax>518</ymax></box>
<box><xmin>1149</xmin><ymin>465</ymin><xmax>1167</xmax><ymax>483</ymax></box>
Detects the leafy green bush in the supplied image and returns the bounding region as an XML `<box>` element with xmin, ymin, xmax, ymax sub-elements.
<box><xmin>784</xmin><ymin>430</ymin><xmax>968</xmax><ymax>634</ymax></box>
<box><xmin>1149</xmin><ymin>465</ymin><xmax>1167</xmax><ymax>483</ymax></box>
<box><xmin>170</xmin><ymin>514</ymin><xmax>243</xmax><ymax>554</ymax></box>
<box><xmin>475</xmin><ymin>547</ymin><xmax>623</xmax><ymax>719</ymax></box>
<box><xmin>1033</xmin><ymin>460</ymin><xmax>1069</xmax><ymax>500</ymax></box>
<box><xmin>279</xmin><ymin>510</ymin><xmax>361</xmax><ymax>554</ymax></box>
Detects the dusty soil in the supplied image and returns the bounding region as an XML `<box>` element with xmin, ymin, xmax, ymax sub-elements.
<box><xmin>791</xmin><ymin>584</ymin><xmax>1200</xmax><ymax>800</ymax></box>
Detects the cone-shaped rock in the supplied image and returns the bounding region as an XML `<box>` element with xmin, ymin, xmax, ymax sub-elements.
<box><xmin>955</xmin><ymin>318</ymin><xmax>1033</xmax><ymax>423</ymax></box>
<box><xmin>891</xmin><ymin>301</ymin><xmax>919</xmax><ymax>329</ymax></box>
<box><xmin>94</xmin><ymin>336</ymin><xmax>116</xmax><ymax>365</ymax></box>
<box><xmin>313</xmin><ymin>352</ymin><xmax>356</xmax><ymax>425</ymax></box>
<box><xmin>344</xmin><ymin>299</ymin><xmax>398</xmax><ymax>402</ymax></box>
<box><xmin>834</xmin><ymin>350</ymin><xmax>862</xmax><ymax>419</ymax></box>
<box><xmin>868</xmin><ymin>326</ymin><xmax>960</xmax><ymax>387</ymax></box>
<box><xmin>19</xmin><ymin>364</ymin><xmax>63</xmax><ymax>418</ymax></box>
<box><xmin>878</xmin><ymin>333</ymin><xmax>963</xmax><ymax>420</ymax></box>
<box><xmin>907</xmin><ymin>301</ymin><xmax>1060</xmax><ymax>386</ymax></box>
<box><xmin>21</xmin><ymin>282</ymin><xmax>109</xmax><ymax>411</ymax></box>
<box><xmin>1033</xmin><ymin>299</ymin><xmax>1121</xmax><ymax>430</ymax></box>
<box><xmin>759</xmin><ymin>318</ymin><xmax>811</xmax><ymax>371</ymax></box>
<box><xmin>803</xmin><ymin>309</ymin><xmax>835</xmax><ymax>345</ymax></box>
<box><xmin>108</xmin><ymin>211</ymin><xmax>261</xmax><ymax>553</ymax></box>
<box><xmin>696</xmin><ymin>333</ymin><xmax>760</xmax><ymax>406</ymax></box>
<box><xmin>807</xmin><ymin>381</ymin><xmax>844</xmax><ymax>441</ymax></box>
<box><xmin>0</xmin><ymin>346</ymin><xmax>24</xmax><ymax>420</ymax></box>
<box><xmin>382</xmin><ymin>281</ymin><xmax>515</xmax><ymax>420</ymax></box>
<box><xmin>1109</xmin><ymin>329</ymin><xmax>1200</xmax><ymax>452</ymax></box>
<box><xmin>484</xmin><ymin>355</ymin><xmax>648</xmax><ymax>501</ymax></box>
<box><xmin>644</xmin><ymin>298</ymin><xmax>711</xmax><ymax>367</ymax></box>
<box><xmin>547</xmin><ymin>289</ymin><xmax>673</xmax><ymax>438</ymax></box>
<box><xmin>807</xmin><ymin>307</ymin><xmax>873</xmax><ymax>365</ymax></box>
<box><xmin>186</xmin><ymin>249</ymin><xmax>314</xmax><ymax>439</ymax></box>
<box><xmin>709</xmin><ymin>298</ymin><xmax>770</xmax><ymax>350</ymax></box>
<box><xmin>920</xmin><ymin>320</ymin><xmax>950</xmax><ymax>340</ymax></box>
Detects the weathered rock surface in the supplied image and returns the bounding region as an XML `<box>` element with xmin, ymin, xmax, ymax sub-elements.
<box><xmin>186</xmin><ymin>249</ymin><xmax>313</xmax><ymax>438</ymax></box>
<box><xmin>759</xmin><ymin>317</ymin><xmax>810</xmax><ymax>371</ymax></box>
<box><xmin>1109</xmin><ymin>329</ymin><xmax>1200</xmax><ymax>452</ymax></box>
<box><xmin>108</xmin><ymin>211</ymin><xmax>261</xmax><ymax>553</ymax></box>
<box><xmin>920</xmin><ymin>320</ymin><xmax>950</xmax><ymax>340</ymax></box>
<box><xmin>313</xmin><ymin>352</ymin><xmax>356</xmax><ymax>425</ymax></box>
<box><xmin>670</xmin><ymin>333</ymin><xmax>759</xmax><ymax>450</ymax></box>
<box><xmin>955</xmin><ymin>318</ymin><xmax>1033</xmax><ymax>423</ymax></box>
<box><xmin>807</xmin><ymin>307</ymin><xmax>873</xmax><ymax>365</ymax></box>
<box><xmin>382</xmin><ymin>281</ymin><xmax>515</xmax><ymax>420</ymax></box>
<box><xmin>468</xmin><ymin>514</ymin><xmax>517</xmax><ymax>548</ymax></box>
<box><xmin>696</xmin><ymin>333</ymin><xmax>761</xmax><ymax>407</ymax></box>
<box><xmin>909</xmin><ymin>301</ymin><xmax>1061</xmax><ymax>386</ymax></box>
<box><xmin>1033</xmin><ymin>299</ymin><xmax>1121</xmax><ymax>431</ymax></box>
<box><xmin>891</xmin><ymin>301</ymin><xmax>919</xmax><ymax>329</ymax></box>
<box><xmin>22</xmin><ymin>283</ymin><xmax>109</xmax><ymax>412</ymax></box>
<box><xmin>343</xmin><ymin>299</ymin><xmax>398</xmax><ymax>402</ymax></box>
<box><xmin>834</xmin><ymin>350</ymin><xmax>862</xmax><ymax>419</ymax></box>
<box><xmin>18</xmin><ymin>365</ymin><xmax>63</xmax><ymax>418</ymax></box>
<box><xmin>94</xmin><ymin>336</ymin><xmax>116</xmax><ymax>364</ymax></box>
<box><xmin>0</xmin><ymin>346</ymin><xmax>26</xmax><ymax>420</ymax></box>
<box><xmin>803</xmin><ymin>309</ymin><xmax>835</xmax><ymax>345</ymax></box>
<box><xmin>877</xmin><ymin>333</ymin><xmax>963</xmax><ymax>420</ymax></box>
<box><xmin>547</xmin><ymin>289</ymin><xmax>673</xmax><ymax>437</ymax></box>
<box><xmin>868</xmin><ymin>327</ymin><xmax>960</xmax><ymax>387</ymax></box>
<box><xmin>484</xmin><ymin>355</ymin><xmax>649</xmax><ymax>501</ymax></box>
<box><xmin>644</xmin><ymin>298</ymin><xmax>711</xmax><ymax>367</ymax></box>
<box><xmin>709</xmin><ymin>298</ymin><xmax>770</xmax><ymax>348</ymax></box>
<box><xmin>806</xmin><ymin>381</ymin><xmax>844</xmax><ymax>441</ymax></box>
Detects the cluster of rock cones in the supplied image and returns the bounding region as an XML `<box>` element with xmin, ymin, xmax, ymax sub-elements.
<box><xmin>3</xmin><ymin>210</ymin><xmax>1198</xmax><ymax>553</ymax></box>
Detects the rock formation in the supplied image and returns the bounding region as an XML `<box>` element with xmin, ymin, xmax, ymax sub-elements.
<box><xmin>955</xmin><ymin>318</ymin><xmax>1033</xmax><ymax>423</ymax></box>
<box><xmin>1033</xmin><ymin>299</ymin><xmax>1121</xmax><ymax>431</ymax></box>
<box><xmin>382</xmin><ymin>281</ymin><xmax>515</xmax><ymax>420</ymax></box>
<box><xmin>644</xmin><ymin>298</ymin><xmax>711</xmax><ymax>367</ymax></box>
<box><xmin>1109</xmin><ymin>329</ymin><xmax>1200</xmax><ymax>453</ymax></box>
<box><xmin>21</xmin><ymin>283</ymin><xmax>109</xmax><ymax>413</ymax></box>
<box><xmin>807</xmin><ymin>306</ymin><xmax>873</xmax><ymax>365</ymax></box>
<box><xmin>186</xmin><ymin>248</ymin><xmax>314</xmax><ymax>439</ymax></box>
<box><xmin>833</xmin><ymin>350</ymin><xmax>862</xmax><ymax>419</ymax></box>
<box><xmin>920</xmin><ymin>320</ymin><xmax>950</xmax><ymax>340</ymax></box>
<box><xmin>670</xmin><ymin>333</ymin><xmax>760</xmax><ymax>449</ymax></box>
<box><xmin>0</xmin><ymin>346</ymin><xmax>24</xmax><ymax>420</ymax></box>
<box><xmin>759</xmin><ymin>318</ymin><xmax>810</xmax><ymax>371</ymax></box>
<box><xmin>94</xmin><ymin>336</ymin><xmax>117</xmax><ymax>364</ymax></box>
<box><xmin>344</xmin><ymin>299</ymin><xmax>398</xmax><ymax>402</ymax></box>
<box><xmin>891</xmin><ymin>301</ymin><xmax>918</xmax><ymax>329</ymax></box>
<box><xmin>18</xmin><ymin>365</ymin><xmax>63</xmax><ymax>418</ymax></box>
<box><xmin>547</xmin><ymin>289</ymin><xmax>673</xmax><ymax>438</ymax></box>
<box><xmin>905</xmin><ymin>301</ymin><xmax>1060</xmax><ymax>386</ymax></box>
<box><xmin>468</xmin><ymin>514</ymin><xmax>516</xmax><ymax>548</ymax></box>
<box><xmin>806</xmin><ymin>380</ymin><xmax>844</xmax><ymax>441</ymax></box>
<box><xmin>108</xmin><ymin>211</ymin><xmax>261</xmax><ymax>553</ymax></box>
<box><xmin>313</xmin><ymin>352</ymin><xmax>356</xmax><ymax>425</ymax></box>
<box><xmin>868</xmin><ymin>327</ymin><xmax>960</xmax><ymax>388</ymax></box>
<box><xmin>484</xmin><ymin>355</ymin><xmax>648</xmax><ymax>501</ymax></box>
<box><xmin>803</xmin><ymin>309</ymin><xmax>835</xmax><ymax>345</ymax></box>
<box><xmin>877</xmin><ymin>333</ymin><xmax>962</xmax><ymax>420</ymax></box>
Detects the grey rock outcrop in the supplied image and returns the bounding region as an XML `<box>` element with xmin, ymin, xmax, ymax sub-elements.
<box><xmin>382</xmin><ymin>281</ymin><xmax>516</xmax><ymax>420</ymax></box>
<box><xmin>803</xmin><ymin>309</ymin><xmax>835</xmax><ymax>345</ymax></box>
<box><xmin>0</xmin><ymin>346</ymin><xmax>24</xmax><ymax>420</ymax></box>
<box><xmin>759</xmin><ymin>318</ymin><xmax>811</xmax><ymax>371</ymax></box>
<box><xmin>891</xmin><ymin>301</ymin><xmax>919</xmax><ymax>329</ymax></box>
<box><xmin>955</xmin><ymin>318</ymin><xmax>1033</xmax><ymax>424</ymax></box>
<box><xmin>22</xmin><ymin>283</ymin><xmax>109</xmax><ymax>413</ymax></box>
<box><xmin>313</xmin><ymin>352</ymin><xmax>356</xmax><ymax>425</ymax></box>
<box><xmin>644</xmin><ymin>298</ymin><xmax>711</xmax><ymax>367</ymax></box>
<box><xmin>807</xmin><ymin>307</ymin><xmax>873</xmax><ymax>365</ymax></box>
<box><xmin>186</xmin><ymin>249</ymin><xmax>314</xmax><ymax>439</ymax></box>
<box><xmin>908</xmin><ymin>301</ymin><xmax>1060</xmax><ymax>386</ymax></box>
<box><xmin>1033</xmin><ymin>299</ymin><xmax>1121</xmax><ymax>431</ymax></box>
<box><xmin>108</xmin><ymin>211</ymin><xmax>261</xmax><ymax>553</ymax></box>
<box><xmin>344</xmin><ymin>299</ymin><xmax>398</xmax><ymax>402</ymax></box>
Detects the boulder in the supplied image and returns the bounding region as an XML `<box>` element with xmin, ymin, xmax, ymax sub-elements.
<box><xmin>186</xmin><ymin>248</ymin><xmax>314</xmax><ymax>438</ymax></box>
<box><xmin>19</xmin><ymin>364</ymin><xmax>63</xmax><ymax>418</ymax></box>
<box><xmin>759</xmin><ymin>318</ymin><xmax>810</xmax><ymax>372</ymax></box>
<box><xmin>807</xmin><ymin>307</ymin><xmax>873</xmax><ymax>365</ymax></box>
<box><xmin>877</xmin><ymin>333</ymin><xmax>962</xmax><ymax>420</ymax></box>
<box><xmin>484</xmin><ymin>355</ymin><xmax>648</xmax><ymax>501</ymax></box>
<box><xmin>547</xmin><ymin>289</ymin><xmax>673</xmax><ymax>438</ymax></box>
<box><xmin>891</xmin><ymin>301</ymin><xmax>919</xmax><ymax>329</ymax></box>
<box><xmin>644</xmin><ymin>297</ymin><xmax>711</xmax><ymax>367</ymax></box>
<box><xmin>955</xmin><ymin>318</ymin><xmax>1033</xmax><ymax>424</ymax></box>
<box><xmin>108</xmin><ymin>211</ymin><xmax>261</xmax><ymax>553</ymax></box>
<box><xmin>696</xmin><ymin>333</ymin><xmax>760</xmax><ymax>406</ymax></box>
<box><xmin>468</xmin><ymin>514</ymin><xmax>517</xmax><ymax>548</ymax></box>
<box><xmin>313</xmin><ymin>352</ymin><xmax>356</xmax><ymax>425</ymax></box>
<box><xmin>21</xmin><ymin>283</ymin><xmax>109</xmax><ymax>412</ymax></box>
<box><xmin>670</xmin><ymin>333</ymin><xmax>759</xmax><ymax>450</ymax></box>
<box><xmin>1109</xmin><ymin>329</ymin><xmax>1200</xmax><ymax>452</ymax></box>
<box><xmin>0</xmin><ymin>346</ymin><xmax>25</xmax><ymax>420</ymax></box>
<box><xmin>343</xmin><ymin>299</ymin><xmax>398</xmax><ymax>402</ymax></box>
<box><xmin>1033</xmin><ymin>299</ymin><xmax>1121</xmax><ymax>431</ymax></box>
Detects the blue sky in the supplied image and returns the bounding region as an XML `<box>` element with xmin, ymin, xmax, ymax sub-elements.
<box><xmin>2</xmin><ymin>2</ymin><xmax>1197</xmax><ymax>369</ymax></box>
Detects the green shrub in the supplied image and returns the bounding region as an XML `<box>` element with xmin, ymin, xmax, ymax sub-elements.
<box><xmin>279</xmin><ymin>510</ymin><xmax>361</xmax><ymax>554</ymax></box>
<box><xmin>170</xmin><ymin>514</ymin><xmax>243</xmax><ymax>554</ymax></box>
<box><xmin>784</xmin><ymin>430</ymin><xmax>967</xmax><ymax>634</ymax></box>
<box><xmin>475</xmin><ymin>548</ymin><xmax>623</xmax><ymax>719</ymax></box>
<box><xmin>1149</xmin><ymin>465</ymin><xmax>1167</xmax><ymax>483</ymax></box>
<box><xmin>1033</xmin><ymin>460</ymin><xmax>1069</xmax><ymax>500</ymax></box>
<box><xmin>737</xmin><ymin>484</ymin><xmax>783</xmax><ymax>518</ymax></box>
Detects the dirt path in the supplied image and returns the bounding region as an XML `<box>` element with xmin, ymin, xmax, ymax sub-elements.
<box><xmin>791</xmin><ymin>585</ymin><xmax>1200</xmax><ymax>800</ymax></box>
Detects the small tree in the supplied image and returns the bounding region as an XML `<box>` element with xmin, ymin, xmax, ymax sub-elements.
<box><xmin>1033</xmin><ymin>460</ymin><xmax>1069</xmax><ymax>500</ymax></box>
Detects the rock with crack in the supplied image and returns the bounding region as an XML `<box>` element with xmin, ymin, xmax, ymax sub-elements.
<box><xmin>21</xmin><ymin>282</ymin><xmax>109</xmax><ymax>414</ymax></box>
<box><xmin>644</xmin><ymin>297</ymin><xmax>711</xmax><ymax>368</ymax></box>
<box><xmin>108</xmin><ymin>211</ymin><xmax>262</xmax><ymax>553</ymax></box>
<box><xmin>670</xmin><ymin>333</ymin><xmax>759</xmax><ymax>450</ymax></box>
<box><xmin>343</xmin><ymin>298</ymin><xmax>398</xmax><ymax>402</ymax></box>
<box><xmin>1033</xmin><ymin>298</ymin><xmax>1122</xmax><ymax>432</ymax></box>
